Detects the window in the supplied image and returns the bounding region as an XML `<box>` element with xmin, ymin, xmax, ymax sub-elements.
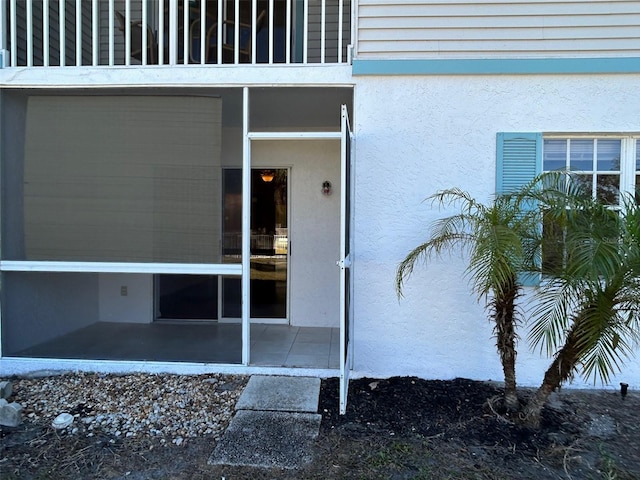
<box><xmin>543</xmin><ymin>137</ymin><xmax>630</xmax><ymax>205</ymax></box>
<box><xmin>496</xmin><ymin>133</ymin><xmax>640</xmax><ymax>284</ymax></box>
<box><xmin>541</xmin><ymin>137</ymin><xmax>638</xmax><ymax>273</ymax></box>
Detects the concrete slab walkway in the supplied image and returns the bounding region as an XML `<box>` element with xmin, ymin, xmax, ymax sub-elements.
<box><xmin>209</xmin><ymin>375</ymin><xmax>322</xmax><ymax>469</ymax></box>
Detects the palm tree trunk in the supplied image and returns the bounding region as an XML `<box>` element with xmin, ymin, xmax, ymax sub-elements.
<box><xmin>493</xmin><ymin>280</ymin><xmax>519</xmax><ymax>412</ymax></box>
<box><xmin>520</xmin><ymin>326</ymin><xmax>580</xmax><ymax>428</ymax></box>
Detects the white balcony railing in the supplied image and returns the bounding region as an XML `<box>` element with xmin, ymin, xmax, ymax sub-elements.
<box><xmin>6</xmin><ymin>0</ymin><xmax>352</xmax><ymax>67</ymax></box>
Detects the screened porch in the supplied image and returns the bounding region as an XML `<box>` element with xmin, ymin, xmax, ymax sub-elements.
<box><xmin>0</xmin><ymin>86</ymin><xmax>353</xmax><ymax>368</ymax></box>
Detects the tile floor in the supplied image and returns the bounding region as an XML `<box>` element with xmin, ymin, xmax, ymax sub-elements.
<box><xmin>11</xmin><ymin>322</ymin><xmax>339</xmax><ymax>369</ymax></box>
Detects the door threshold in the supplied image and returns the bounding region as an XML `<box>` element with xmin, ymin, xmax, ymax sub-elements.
<box><xmin>153</xmin><ymin>319</ymin><xmax>218</xmax><ymax>325</ymax></box>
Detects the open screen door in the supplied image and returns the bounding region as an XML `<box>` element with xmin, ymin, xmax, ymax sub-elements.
<box><xmin>338</xmin><ymin>104</ymin><xmax>354</xmax><ymax>414</ymax></box>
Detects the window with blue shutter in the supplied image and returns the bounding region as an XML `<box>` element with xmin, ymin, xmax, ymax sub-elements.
<box><xmin>496</xmin><ymin>132</ymin><xmax>542</xmax><ymax>286</ymax></box>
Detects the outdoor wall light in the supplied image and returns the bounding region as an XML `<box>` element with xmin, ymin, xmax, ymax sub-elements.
<box><xmin>260</xmin><ymin>170</ymin><xmax>275</xmax><ymax>182</ymax></box>
<box><xmin>322</xmin><ymin>181</ymin><xmax>332</xmax><ymax>196</ymax></box>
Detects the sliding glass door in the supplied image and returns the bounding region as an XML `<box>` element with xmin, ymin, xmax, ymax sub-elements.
<box><xmin>155</xmin><ymin>167</ymin><xmax>288</xmax><ymax>322</ymax></box>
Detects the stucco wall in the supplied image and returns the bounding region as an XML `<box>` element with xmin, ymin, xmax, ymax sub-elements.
<box><xmin>353</xmin><ymin>74</ymin><xmax>640</xmax><ymax>388</ymax></box>
<box><xmin>252</xmin><ymin>140</ymin><xmax>341</xmax><ymax>328</ymax></box>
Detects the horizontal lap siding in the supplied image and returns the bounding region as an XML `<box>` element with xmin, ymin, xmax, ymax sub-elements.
<box><xmin>357</xmin><ymin>0</ymin><xmax>640</xmax><ymax>59</ymax></box>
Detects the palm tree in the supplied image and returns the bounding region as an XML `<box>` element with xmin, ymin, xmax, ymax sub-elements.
<box><xmin>521</xmin><ymin>194</ymin><xmax>640</xmax><ymax>428</ymax></box>
<box><xmin>395</xmin><ymin>188</ymin><xmax>540</xmax><ymax>412</ymax></box>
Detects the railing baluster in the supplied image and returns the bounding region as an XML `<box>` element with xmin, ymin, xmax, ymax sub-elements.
<box><xmin>235</xmin><ymin>0</ymin><xmax>240</xmax><ymax>64</ymax></box>
<box><xmin>91</xmin><ymin>0</ymin><xmax>97</xmax><ymax>65</ymax></box>
<box><xmin>9</xmin><ymin>0</ymin><xmax>16</xmax><ymax>67</ymax></box>
<box><xmin>320</xmin><ymin>0</ymin><xmax>325</xmax><ymax>64</ymax></box>
<box><xmin>303</xmin><ymin>0</ymin><xmax>308</xmax><ymax>64</ymax></box>
<box><xmin>158</xmin><ymin>0</ymin><xmax>164</xmax><ymax>65</ymax></box>
<box><xmin>108</xmin><ymin>0</ymin><xmax>114</xmax><ymax>66</ymax></box>
<box><xmin>0</xmin><ymin>0</ymin><xmax>6</xmax><ymax>67</ymax></box>
<box><xmin>268</xmin><ymin>0</ymin><xmax>273</xmax><ymax>64</ymax></box>
<box><xmin>125</xmin><ymin>0</ymin><xmax>131</xmax><ymax>66</ymax></box>
<box><xmin>338</xmin><ymin>0</ymin><xmax>343</xmax><ymax>63</ymax></box>
<box><xmin>285</xmin><ymin>0</ymin><xmax>291</xmax><ymax>64</ymax></box>
<box><xmin>199</xmin><ymin>0</ymin><xmax>205</xmax><ymax>65</ymax></box>
<box><xmin>59</xmin><ymin>0</ymin><xmax>65</xmax><ymax>66</ymax></box>
<box><xmin>169</xmin><ymin>0</ymin><xmax>177</xmax><ymax>65</ymax></box>
<box><xmin>183</xmin><ymin>0</ymin><xmax>188</xmax><ymax>64</ymax></box>
<box><xmin>250</xmin><ymin>0</ymin><xmax>256</xmax><ymax>64</ymax></box>
<box><xmin>76</xmin><ymin>0</ymin><xmax>81</xmax><ymax>66</ymax></box>
<box><xmin>26</xmin><ymin>0</ymin><xmax>33</xmax><ymax>66</ymax></box>
<box><xmin>142</xmin><ymin>0</ymin><xmax>148</xmax><ymax>64</ymax></box>
<box><xmin>216</xmin><ymin>0</ymin><xmax>222</xmax><ymax>64</ymax></box>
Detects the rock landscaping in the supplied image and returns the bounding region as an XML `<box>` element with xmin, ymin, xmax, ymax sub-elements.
<box><xmin>1</xmin><ymin>372</ymin><xmax>246</xmax><ymax>446</ymax></box>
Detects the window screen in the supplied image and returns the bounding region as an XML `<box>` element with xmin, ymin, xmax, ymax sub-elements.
<box><xmin>14</xmin><ymin>95</ymin><xmax>222</xmax><ymax>263</ymax></box>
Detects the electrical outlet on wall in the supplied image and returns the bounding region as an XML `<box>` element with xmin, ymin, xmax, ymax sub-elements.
<box><xmin>120</xmin><ymin>286</ymin><xmax>128</xmax><ymax>296</ymax></box>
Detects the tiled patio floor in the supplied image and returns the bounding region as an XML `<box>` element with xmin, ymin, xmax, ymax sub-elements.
<box><xmin>12</xmin><ymin>322</ymin><xmax>339</xmax><ymax>369</ymax></box>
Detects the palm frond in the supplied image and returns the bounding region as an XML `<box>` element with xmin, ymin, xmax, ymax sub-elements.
<box><xmin>528</xmin><ymin>280</ymin><xmax>582</xmax><ymax>355</ymax></box>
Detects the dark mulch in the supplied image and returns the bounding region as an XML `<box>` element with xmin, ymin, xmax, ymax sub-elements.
<box><xmin>2</xmin><ymin>376</ymin><xmax>640</xmax><ymax>479</ymax></box>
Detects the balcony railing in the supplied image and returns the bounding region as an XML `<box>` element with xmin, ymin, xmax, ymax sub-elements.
<box><xmin>5</xmin><ymin>0</ymin><xmax>352</xmax><ymax>67</ymax></box>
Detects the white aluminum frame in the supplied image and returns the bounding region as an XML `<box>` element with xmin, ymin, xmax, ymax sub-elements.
<box><xmin>0</xmin><ymin>87</ymin><xmax>351</xmax><ymax>377</ymax></box>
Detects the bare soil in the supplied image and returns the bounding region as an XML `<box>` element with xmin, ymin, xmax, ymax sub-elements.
<box><xmin>2</xmin><ymin>376</ymin><xmax>640</xmax><ymax>479</ymax></box>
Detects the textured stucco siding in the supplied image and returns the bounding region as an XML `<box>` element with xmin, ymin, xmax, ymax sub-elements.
<box><xmin>357</xmin><ymin>0</ymin><xmax>640</xmax><ymax>59</ymax></box>
<box><xmin>352</xmin><ymin>73</ymin><xmax>640</xmax><ymax>388</ymax></box>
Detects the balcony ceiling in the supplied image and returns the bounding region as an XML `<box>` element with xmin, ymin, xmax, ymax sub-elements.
<box><xmin>16</xmin><ymin>87</ymin><xmax>353</xmax><ymax>130</ymax></box>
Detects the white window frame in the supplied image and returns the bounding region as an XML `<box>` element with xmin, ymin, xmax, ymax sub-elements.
<box><xmin>542</xmin><ymin>135</ymin><xmax>640</xmax><ymax>204</ymax></box>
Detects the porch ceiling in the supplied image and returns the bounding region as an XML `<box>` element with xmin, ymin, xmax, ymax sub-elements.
<box><xmin>6</xmin><ymin>87</ymin><xmax>353</xmax><ymax>129</ymax></box>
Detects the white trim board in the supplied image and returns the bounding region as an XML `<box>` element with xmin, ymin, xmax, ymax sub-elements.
<box><xmin>0</xmin><ymin>261</ymin><xmax>242</xmax><ymax>275</ymax></box>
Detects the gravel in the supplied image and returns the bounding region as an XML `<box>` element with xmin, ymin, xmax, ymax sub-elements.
<box><xmin>4</xmin><ymin>372</ymin><xmax>247</xmax><ymax>446</ymax></box>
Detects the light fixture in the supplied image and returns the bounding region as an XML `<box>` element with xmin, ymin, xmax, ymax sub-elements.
<box><xmin>260</xmin><ymin>170</ymin><xmax>275</xmax><ymax>182</ymax></box>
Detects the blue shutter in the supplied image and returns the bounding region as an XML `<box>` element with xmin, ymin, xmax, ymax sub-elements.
<box><xmin>496</xmin><ymin>132</ymin><xmax>542</xmax><ymax>286</ymax></box>
<box><xmin>496</xmin><ymin>132</ymin><xmax>542</xmax><ymax>194</ymax></box>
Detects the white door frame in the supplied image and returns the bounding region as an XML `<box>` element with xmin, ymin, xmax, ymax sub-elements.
<box><xmin>241</xmin><ymin>92</ymin><xmax>343</xmax><ymax>365</ymax></box>
<box><xmin>338</xmin><ymin>104</ymin><xmax>354</xmax><ymax>414</ymax></box>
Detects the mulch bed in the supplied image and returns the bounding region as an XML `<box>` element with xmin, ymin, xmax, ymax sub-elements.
<box><xmin>2</xmin><ymin>375</ymin><xmax>640</xmax><ymax>479</ymax></box>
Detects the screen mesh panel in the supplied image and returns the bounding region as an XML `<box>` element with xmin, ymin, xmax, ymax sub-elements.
<box><xmin>21</xmin><ymin>95</ymin><xmax>222</xmax><ymax>263</ymax></box>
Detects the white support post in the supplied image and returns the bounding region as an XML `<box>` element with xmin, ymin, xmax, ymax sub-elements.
<box><xmin>241</xmin><ymin>87</ymin><xmax>251</xmax><ymax>365</ymax></box>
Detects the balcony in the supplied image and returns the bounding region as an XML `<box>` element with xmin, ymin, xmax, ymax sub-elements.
<box><xmin>4</xmin><ymin>0</ymin><xmax>352</xmax><ymax>68</ymax></box>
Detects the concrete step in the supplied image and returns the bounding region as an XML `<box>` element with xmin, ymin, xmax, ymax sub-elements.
<box><xmin>209</xmin><ymin>375</ymin><xmax>323</xmax><ymax>469</ymax></box>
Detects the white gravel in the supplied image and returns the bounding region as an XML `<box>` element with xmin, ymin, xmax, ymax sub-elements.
<box><xmin>4</xmin><ymin>372</ymin><xmax>247</xmax><ymax>446</ymax></box>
